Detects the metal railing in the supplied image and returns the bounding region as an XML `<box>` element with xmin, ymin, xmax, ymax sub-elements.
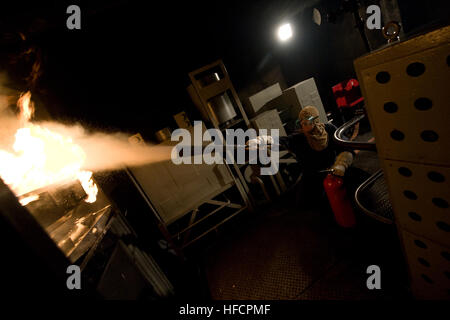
<box><xmin>333</xmin><ymin>114</ymin><xmax>377</xmax><ymax>151</ymax></box>
<box><xmin>333</xmin><ymin>114</ymin><xmax>393</xmax><ymax>223</ymax></box>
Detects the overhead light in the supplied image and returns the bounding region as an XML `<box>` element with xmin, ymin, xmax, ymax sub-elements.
<box><xmin>277</xmin><ymin>23</ymin><xmax>292</xmax><ymax>42</ymax></box>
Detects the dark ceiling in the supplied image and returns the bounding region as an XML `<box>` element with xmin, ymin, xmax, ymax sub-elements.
<box><xmin>0</xmin><ymin>0</ymin><xmax>448</xmax><ymax>138</ymax></box>
<box><xmin>1</xmin><ymin>0</ymin><xmax>319</xmax><ymax>136</ymax></box>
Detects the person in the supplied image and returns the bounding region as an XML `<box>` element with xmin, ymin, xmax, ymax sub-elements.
<box><xmin>278</xmin><ymin>106</ymin><xmax>365</xmax><ymax>211</ymax></box>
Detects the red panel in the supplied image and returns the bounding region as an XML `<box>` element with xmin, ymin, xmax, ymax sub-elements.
<box><xmin>332</xmin><ymin>79</ymin><xmax>364</xmax><ymax>109</ymax></box>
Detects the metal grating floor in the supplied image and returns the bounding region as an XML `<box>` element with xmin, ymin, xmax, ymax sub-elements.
<box><xmin>205</xmin><ymin>209</ymin><xmax>337</xmax><ymax>299</ymax></box>
<box><xmin>202</xmin><ymin>151</ymin><xmax>410</xmax><ymax>300</ymax></box>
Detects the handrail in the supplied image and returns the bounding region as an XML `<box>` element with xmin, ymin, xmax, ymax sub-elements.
<box><xmin>354</xmin><ymin>169</ymin><xmax>394</xmax><ymax>224</ymax></box>
<box><xmin>333</xmin><ymin>114</ymin><xmax>377</xmax><ymax>151</ymax></box>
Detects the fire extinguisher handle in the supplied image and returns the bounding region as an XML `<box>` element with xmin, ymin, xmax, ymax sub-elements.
<box><xmin>319</xmin><ymin>168</ymin><xmax>335</xmax><ymax>174</ymax></box>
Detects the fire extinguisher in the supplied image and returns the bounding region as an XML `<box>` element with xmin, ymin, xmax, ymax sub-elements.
<box><xmin>323</xmin><ymin>173</ymin><xmax>356</xmax><ymax>228</ymax></box>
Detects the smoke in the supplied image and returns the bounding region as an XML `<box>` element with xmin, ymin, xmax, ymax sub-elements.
<box><xmin>0</xmin><ymin>74</ymin><xmax>174</xmax><ymax>173</ymax></box>
<box><xmin>36</xmin><ymin>121</ymin><xmax>174</xmax><ymax>171</ymax></box>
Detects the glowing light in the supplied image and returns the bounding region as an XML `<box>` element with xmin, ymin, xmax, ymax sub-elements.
<box><xmin>19</xmin><ymin>194</ymin><xmax>40</xmax><ymax>206</ymax></box>
<box><xmin>278</xmin><ymin>23</ymin><xmax>292</xmax><ymax>41</ymax></box>
<box><xmin>17</xmin><ymin>91</ymin><xmax>34</xmax><ymax>124</ymax></box>
<box><xmin>77</xmin><ymin>171</ymin><xmax>98</xmax><ymax>203</ymax></box>
<box><xmin>0</xmin><ymin>91</ymin><xmax>98</xmax><ymax>203</ymax></box>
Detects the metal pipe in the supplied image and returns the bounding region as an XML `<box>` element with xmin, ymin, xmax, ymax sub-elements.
<box><xmin>174</xmin><ymin>200</ymin><xmax>231</xmax><ymax>238</ymax></box>
<box><xmin>333</xmin><ymin>114</ymin><xmax>377</xmax><ymax>151</ymax></box>
<box><xmin>181</xmin><ymin>206</ymin><xmax>246</xmax><ymax>248</ymax></box>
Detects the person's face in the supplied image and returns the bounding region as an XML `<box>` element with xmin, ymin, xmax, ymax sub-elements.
<box><xmin>300</xmin><ymin>119</ymin><xmax>314</xmax><ymax>133</ymax></box>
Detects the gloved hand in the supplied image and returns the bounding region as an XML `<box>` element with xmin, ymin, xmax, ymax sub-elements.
<box><xmin>246</xmin><ymin>135</ymin><xmax>274</xmax><ymax>150</ymax></box>
<box><xmin>331</xmin><ymin>151</ymin><xmax>353</xmax><ymax>176</ymax></box>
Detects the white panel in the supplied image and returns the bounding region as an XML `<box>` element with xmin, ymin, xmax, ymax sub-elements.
<box><xmin>128</xmin><ymin>123</ymin><xmax>234</xmax><ymax>225</ymax></box>
<box><xmin>284</xmin><ymin>77</ymin><xmax>328</xmax><ymax>123</ymax></box>
<box><xmin>251</xmin><ymin>109</ymin><xmax>287</xmax><ymax>136</ymax></box>
<box><xmin>248</xmin><ymin>83</ymin><xmax>283</xmax><ymax>114</ymax></box>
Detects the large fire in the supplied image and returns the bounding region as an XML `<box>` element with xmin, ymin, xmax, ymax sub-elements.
<box><xmin>0</xmin><ymin>91</ymin><xmax>98</xmax><ymax>205</ymax></box>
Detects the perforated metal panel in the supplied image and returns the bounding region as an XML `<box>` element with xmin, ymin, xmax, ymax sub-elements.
<box><xmin>383</xmin><ymin>160</ymin><xmax>450</xmax><ymax>247</ymax></box>
<box><xmin>355</xmin><ymin>25</ymin><xmax>450</xmax><ymax>300</ymax></box>
<box><xmin>401</xmin><ymin>230</ymin><xmax>450</xmax><ymax>299</ymax></box>
<box><xmin>358</xmin><ymin>43</ymin><xmax>450</xmax><ymax>165</ymax></box>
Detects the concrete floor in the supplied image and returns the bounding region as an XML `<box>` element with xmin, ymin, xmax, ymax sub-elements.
<box><xmin>200</xmin><ymin>150</ymin><xmax>412</xmax><ymax>300</ymax></box>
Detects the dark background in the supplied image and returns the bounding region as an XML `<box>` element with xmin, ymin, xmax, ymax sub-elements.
<box><xmin>0</xmin><ymin>0</ymin><xmax>448</xmax><ymax>139</ymax></box>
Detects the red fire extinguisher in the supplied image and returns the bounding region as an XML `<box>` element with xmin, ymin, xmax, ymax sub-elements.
<box><xmin>323</xmin><ymin>173</ymin><xmax>356</xmax><ymax>228</ymax></box>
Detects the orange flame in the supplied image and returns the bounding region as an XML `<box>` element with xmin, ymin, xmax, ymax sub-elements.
<box><xmin>0</xmin><ymin>91</ymin><xmax>98</xmax><ymax>203</ymax></box>
<box><xmin>77</xmin><ymin>171</ymin><xmax>98</xmax><ymax>203</ymax></box>
<box><xmin>17</xmin><ymin>91</ymin><xmax>34</xmax><ymax>124</ymax></box>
